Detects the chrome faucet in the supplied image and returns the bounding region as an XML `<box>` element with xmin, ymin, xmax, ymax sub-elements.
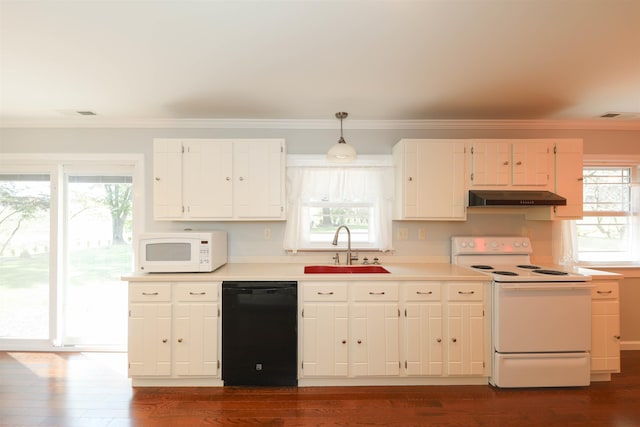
<box><xmin>332</xmin><ymin>225</ymin><xmax>356</xmax><ymax>265</ymax></box>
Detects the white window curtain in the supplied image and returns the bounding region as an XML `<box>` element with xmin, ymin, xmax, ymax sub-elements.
<box><xmin>283</xmin><ymin>158</ymin><xmax>394</xmax><ymax>253</ymax></box>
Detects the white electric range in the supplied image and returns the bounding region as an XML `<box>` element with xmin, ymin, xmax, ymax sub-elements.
<box><xmin>451</xmin><ymin>236</ymin><xmax>593</xmax><ymax>388</ymax></box>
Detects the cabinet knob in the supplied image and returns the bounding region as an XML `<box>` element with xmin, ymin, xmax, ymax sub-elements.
<box><xmin>614</xmin><ymin>335</ymin><xmax>621</xmax><ymax>340</ymax></box>
<box><xmin>342</xmin><ymin>340</ymin><xmax>347</xmax><ymax>344</ymax></box>
<box><xmin>239</xmin><ymin>176</ymin><xmax>245</xmax><ymax>181</ymax></box>
<box><xmin>452</xmin><ymin>338</ymin><xmax>457</xmax><ymax>343</ymax></box>
<box><xmin>177</xmin><ymin>338</ymin><xmax>183</xmax><ymax>343</ymax></box>
<box><xmin>357</xmin><ymin>340</ymin><xmax>362</xmax><ymax>344</ymax></box>
<box><xmin>225</xmin><ymin>177</ymin><xmax>231</xmax><ymax>181</ymax></box>
<box><xmin>162</xmin><ymin>339</ymin><xmax>167</xmax><ymax>343</ymax></box>
<box><xmin>155</xmin><ymin>177</ymin><xmax>160</xmax><ymax>181</ymax></box>
<box><xmin>436</xmin><ymin>338</ymin><xmax>442</xmax><ymax>343</ymax></box>
<box><xmin>516</xmin><ymin>161</ymin><xmax>523</xmax><ymax>165</ymax></box>
<box><xmin>503</xmin><ymin>161</ymin><xmax>509</xmax><ymax>166</ymax></box>
<box><xmin>408</xmin><ymin>177</ymin><xmax>413</xmax><ymax>181</ymax></box>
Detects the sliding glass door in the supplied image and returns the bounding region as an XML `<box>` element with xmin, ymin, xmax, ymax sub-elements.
<box><xmin>0</xmin><ymin>173</ymin><xmax>52</xmax><ymax>344</ymax></box>
<box><xmin>62</xmin><ymin>174</ymin><xmax>133</xmax><ymax>347</ymax></box>
<box><xmin>0</xmin><ymin>156</ymin><xmax>141</xmax><ymax>350</ymax></box>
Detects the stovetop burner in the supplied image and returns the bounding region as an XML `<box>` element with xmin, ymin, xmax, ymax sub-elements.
<box><xmin>493</xmin><ymin>271</ymin><xmax>519</xmax><ymax>276</ymax></box>
<box><xmin>533</xmin><ymin>269</ymin><xmax>569</xmax><ymax>276</ymax></box>
<box><xmin>471</xmin><ymin>265</ymin><xmax>494</xmax><ymax>270</ymax></box>
<box><xmin>517</xmin><ymin>264</ymin><xmax>541</xmax><ymax>269</ymax></box>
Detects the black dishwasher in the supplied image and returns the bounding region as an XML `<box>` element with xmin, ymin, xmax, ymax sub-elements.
<box><xmin>222</xmin><ymin>281</ymin><xmax>297</xmax><ymax>386</ymax></box>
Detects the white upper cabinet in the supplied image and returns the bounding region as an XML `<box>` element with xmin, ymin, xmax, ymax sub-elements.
<box><xmin>393</xmin><ymin>139</ymin><xmax>467</xmax><ymax>220</ymax></box>
<box><xmin>469</xmin><ymin>139</ymin><xmax>553</xmax><ymax>189</ymax></box>
<box><xmin>153</xmin><ymin>138</ymin><xmax>286</xmax><ymax>221</ymax></box>
<box><xmin>553</xmin><ymin>139</ymin><xmax>584</xmax><ymax>219</ymax></box>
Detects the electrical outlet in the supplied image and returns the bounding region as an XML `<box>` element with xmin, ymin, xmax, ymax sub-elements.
<box><xmin>263</xmin><ymin>227</ymin><xmax>272</xmax><ymax>240</ymax></box>
<box><xmin>418</xmin><ymin>228</ymin><xmax>427</xmax><ymax>240</ymax></box>
<box><xmin>397</xmin><ymin>228</ymin><xmax>409</xmax><ymax>241</ymax></box>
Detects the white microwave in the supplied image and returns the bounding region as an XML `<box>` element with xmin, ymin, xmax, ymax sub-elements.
<box><xmin>138</xmin><ymin>231</ymin><xmax>227</xmax><ymax>273</ymax></box>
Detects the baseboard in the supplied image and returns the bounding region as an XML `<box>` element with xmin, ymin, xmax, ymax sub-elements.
<box><xmin>621</xmin><ymin>341</ymin><xmax>640</xmax><ymax>351</ymax></box>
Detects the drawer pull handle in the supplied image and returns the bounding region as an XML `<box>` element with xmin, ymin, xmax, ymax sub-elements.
<box><xmin>317</xmin><ymin>291</ymin><xmax>334</xmax><ymax>295</ymax></box>
<box><xmin>458</xmin><ymin>291</ymin><xmax>475</xmax><ymax>295</ymax></box>
<box><xmin>597</xmin><ymin>290</ymin><xmax>613</xmax><ymax>295</ymax></box>
<box><xmin>417</xmin><ymin>291</ymin><xmax>433</xmax><ymax>295</ymax></box>
<box><xmin>189</xmin><ymin>292</ymin><xmax>206</xmax><ymax>296</ymax></box>
<box><xmin>369</xmin><ymin>291</ymin><xmax>386</xmax><ymax>295</ymax></box>
<box><xmin>142</xmin><ymin>292</ymin><xmax>159</xmax><ymax>296</ymax></box>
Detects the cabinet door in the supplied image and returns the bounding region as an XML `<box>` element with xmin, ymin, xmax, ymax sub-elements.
<box><xmin>512</xmin><ymin>141</ymin><xmax>551</xmax><ymax>186</ymax></box>
<box><xmin>174</xmin><ymin>302</ymin><xmax>218</xmax><ymax>376</ymax></box>
<box><xmin>128</xmin><ymin>303</ymin><xmax>172</xmax><ymax>376</ymax></box>
<box><xmin>301</xmin><ymin>303</ymin><xmax>349</xmax><ymax>377</ymax></box>
<box><xmin>153</xmin><ymin>139</ymin><xmax>183</xmax><ymax>219</ymax></box>
<box><xmin>591</xmin><ymin>281</ymin><xmax>620</xmax><ymax>374</ymax></box>
<box><xmin>404</xmin><ymin>303</ymin><xmax>444</xmax><ymax>376</ymax></box>
<box><xmin>554</xmin><ymin>140</ymin><xmax>584</xmax><ymax>218</ymax></box>
<box><xmin>446</xmin><ymin>303</ymin><xmax>484</xmax><ymax>376</ymax></box>
<box><xmin>470</xmin><ymin>141</ymin><xmax>510</xmax><ymax>186</ymax></box>
<box><xmin>351</xmin><ymin>303</ymin><xmax>400</xmax><ymax>376</ymax></box>
<box><xmin>415</xmin><ymin>141</ymin><xmax>466</xmax><ymax>219</ymax></box>
<box><xmin>234</xmin><ymin>140</ymin><xmax>285</xmax><ymax>219</ymax></box>
<box><xmin>183</xmin><ymin>140</ymin><xmax>233</xmax><ymax>219</ymax></box>
<box><xmin>592</xmin><ymin>300</ymin><xmax>621</xmax><ymax>373</ymax></box>
<box><xmin>394</xmin><ymin>139</ymin><xmax>466</xmax><ymax>220</ymax></box>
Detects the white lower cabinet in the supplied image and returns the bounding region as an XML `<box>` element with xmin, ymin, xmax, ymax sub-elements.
<box><xmin>128</xmin><ymin>282</ymin><xmax>221</xmax><ymax>384</ymax></box>
<box><xmin>591</xmin><ymin>280</ymin><xmax>621</xmax><ymax>378</ymax></box>
<box><xmin>301</xmin><ymin>280</ymin><xmax>488</xmax><ymax>384</ymax></box>
<box><xmin>301</xmin><ymin>283</ymin><xmax>349</xmax><ymax>377</ymax></box>
<box><xmin>301</xmin><ymin>281</ymin><xmax>400</xmax><ymax>378</ymax></box>
<box><xmin>402</xmin><ymin>281</ymin><xmax>486</xmax><ymax>378</ymax></box>
<box><xmin>403</xmin><ymin>282</ymin><xmax>444</xmax><ymax>376</ymax></box>
<box><xmin>351</xmin><ymin>283</ymin><xmax>400</xmax><ymax>376</ymax></box>
<box><xmin>446</xmin><ymin>283</ymin><xmax>485</xmax><ymax>376</ymax></box>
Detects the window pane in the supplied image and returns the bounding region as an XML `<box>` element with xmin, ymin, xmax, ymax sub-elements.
<box><xmin>578</xmin><ymin>166</ymin><xmax>635</xmax><ymax>262</ymax></box>
<box><xmin>63</xmin><ymin>178</ymin><xmax>132</xmax><ymax>346</ymax></box>
<box><xmin>308</xmin><ymin>206</ymin><xmax>371</xmax><ymax>244</ymax></box>
<box><xmin>0</xmin><ymin>175</ymin><xmax>51</xmax><ymax>339</ymax></box>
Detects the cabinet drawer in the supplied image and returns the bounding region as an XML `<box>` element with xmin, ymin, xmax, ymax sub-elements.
<box><xmin>353</xmin><ymin>282</ymin><xmax>399</xmax><ymax>301</ymax></box>
<box><xmin>447</xmin><ymin>283</ymin><xmax>483</xmax><ymax>301</ymax></box>
<box><xmin>591</xmin><ymin>281</ymin><xmax>619</xmax><ymax>300</ymax></box>
<box><xmin>403</xmin><ymin>282</ymin><xmax>441</xmax><ymax>301</ymax></box>
<box><xmin>304</xmin><ymin>282</ymin><xmax>348</xmax><ymax>301</ymax></box>
<box><xmin>129</xmin><ymin>283</ymin><xmax>171</xmax><ymax>302</ymax></box>
<box><xmin>175</xmin><ymin>283</ymin><xmax>219</xmax><ymax>302</ymax></box>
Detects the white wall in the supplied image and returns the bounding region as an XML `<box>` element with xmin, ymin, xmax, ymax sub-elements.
<box><xmin>1</xmin><ymin>125</ymin><xmax>638</xmax><ymax>261</ymax></box>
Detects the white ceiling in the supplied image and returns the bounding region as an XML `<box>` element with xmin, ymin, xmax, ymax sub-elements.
<box><xmin>1</xmin><ymin>0</ymin><xmax>639</xmax><ymax>126</ymax></box>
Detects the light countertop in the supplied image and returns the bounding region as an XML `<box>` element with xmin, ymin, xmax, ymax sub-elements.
<box><xmin>122</xmin><ymin>262</ymin><xmax>490</xmax><ymax>283</ymax></box>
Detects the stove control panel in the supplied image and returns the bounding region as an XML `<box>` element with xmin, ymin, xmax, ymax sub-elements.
<box><xmin>451</xmin><ymin>236</ymin><xmax>533</xmax><ymax>255</ymax></box>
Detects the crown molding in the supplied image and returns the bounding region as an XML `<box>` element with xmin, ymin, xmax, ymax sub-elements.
<box><xmin>1</xmin><ymin>118</ymin><xmax>639</xmax><ymax>131</ymax></box>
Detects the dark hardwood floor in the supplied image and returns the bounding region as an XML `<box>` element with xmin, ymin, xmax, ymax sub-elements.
<box><xmin>1</xmin><ymin>351</ymin><xmax>639</xmax><ymax>427</ymax></box>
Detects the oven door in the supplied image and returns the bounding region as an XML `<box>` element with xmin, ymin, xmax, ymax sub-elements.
<box><xmin>493</xmin><ymin>282</ymin><xmax>592</xmax><ymax>353</ymax></box>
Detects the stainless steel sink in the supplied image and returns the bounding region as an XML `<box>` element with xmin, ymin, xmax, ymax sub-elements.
<box><xmin>304</xmin><ymin>265</ymin><xmax>390</xmax><ymax>274</ymax></box>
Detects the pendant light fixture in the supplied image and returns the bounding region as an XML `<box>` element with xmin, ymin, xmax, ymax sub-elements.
<box><xmin>327</xmin><ymin>111</ymin><xmax>357</xmax><ymax>162</ymax></box>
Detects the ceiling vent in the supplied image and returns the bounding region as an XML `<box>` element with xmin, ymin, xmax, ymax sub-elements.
<box><xmin>600</xmin><ymin>112</ymin><xmax>640</xmax><ymax>119</ymax></box>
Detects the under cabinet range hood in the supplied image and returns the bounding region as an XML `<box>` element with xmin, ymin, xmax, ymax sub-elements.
<box><xmin>468</xmin><ymin>190</ymin><xmax>567</xmax><ymax>207</ymax></box>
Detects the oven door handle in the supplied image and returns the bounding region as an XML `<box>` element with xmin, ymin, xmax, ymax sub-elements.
<box><xmin>500</xmin><ymin>283</ymin><xmax>595</xmax><ymax>291</ymax></box>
